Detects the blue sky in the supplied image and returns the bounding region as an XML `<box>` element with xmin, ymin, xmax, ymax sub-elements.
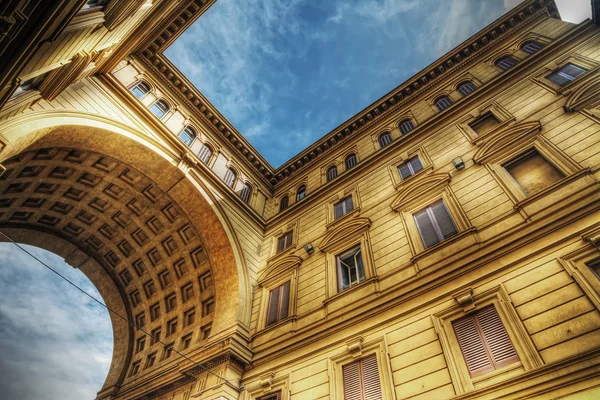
<box><xmin>0</xmin><ymin>243</ymin><xmax>112</xmax><ymax>400</ymax></box>
<box><xmin>165</xmin><ymin>0</ymin><xmax>511</xmax><ymax>167</ymax></box>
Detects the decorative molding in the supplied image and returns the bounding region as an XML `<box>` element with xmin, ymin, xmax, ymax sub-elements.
<box><xmin>453</xmin><ymin>288</ymin><xmax>475</xmax><ymax>312</ymax></box>
<box><xmin>318</xmin><ymin>217</ymin><xmax>371</xmax><ymax>252</ymax></box>
<box><xmin>564</xmin><ymin>71</ymin><xmax>600</xmax><ymax>112</ymax></box>
<box><xmin>104</xmin><ymin>0</ymin><xmax>146</xmax><ymax>31</ymax></box>
<box><xmin>258</xmin><ymin>255</ymin><xmax>302</xmax><ymax>285</ymax></box>
<box><xmin>473</xmin><ymin>121</ymin><xmax>541</xmax><ymax>164</ymax></box>
<box><xmin>390</xmin><ymin>173</ymin><xmax>451</xmax><ymax>211</ymax></box>
<box><xmin>39</xmin><ymin>51</ymin><xmax>94</xmax><ymax>101</ymax></box>
<box><xmin>345</xmin><ymin>336</ymin><xmax>364</xmax><ymax>358</ymax></box>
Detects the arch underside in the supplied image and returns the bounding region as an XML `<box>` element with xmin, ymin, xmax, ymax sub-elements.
<box><xmin>0</xmin><ymin>123</ymin><xmax>251</xmax><ymax>398</ymax></box>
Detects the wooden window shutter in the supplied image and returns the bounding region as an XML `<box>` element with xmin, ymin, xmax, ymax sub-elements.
<box><xmin>342</xmin><ymin>360</ymin><xmax>362</xmax><ymax>400</ymax></box>
<box><xmin>414</xmin><ymin>209</ymin><xmax>439</xmax><ymax>248</ymax></box>
<box><xmin>342</xmin><ymin>354</ymin><xmax>382</xmax><ymax>400</ymax></box>
<box><xmin>258</xmin><ymin>391</ymin><xmax>281</xmax><ymax>400</ymax></box>
<box><xmin>279</xmin><ymin>281</ymin><xmax>290</xmax><ymax>320</ymax></box>
<box><xmin>362</xmin><ymin>354</ymin><xmax>383</xmax><ymax>399</ymax></box>
<box><xmin>453</xmin><ymin>306</ymin><xmax>519</xmax><ymax>377</ymax></box>
<box><xmin>430</xmin><ymin>201</ymin><xmax>458</xmax><ymax>239</ymax></box>
<box><xmin>345</xmin><ymin>196</ymin><xmax>354</xmax><ymax>213</ymax></box>
<box><xmin>477</xmin><ymin>306</ymin><xmax>519</xmax><ymax>368</ymax></box>
<box><xmin>398</xmin><ymin>162</ymin><xmax>412</xmax><ymax>179</ymax></box>
<box><xmin>266</xmin><ymin>286</ymin><xmax>280</xmax><ymax>327</ymax></box>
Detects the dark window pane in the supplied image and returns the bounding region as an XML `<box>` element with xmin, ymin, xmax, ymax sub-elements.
<box><xmin>327</xmin><ymin>166</ymin><xmax>338</xmax><ymax>182</ymax></box>
<box><xmin>378</xmin><ymin>133</ymin><xmax>392</xmax><ymax>148</ymax></box>
<box><xmin>435</xmin><ymin>96</ymin><xmax>454</xmax><ymax>111</ymax></box>
<box><xmin>279</xmin><ymin>196</ymin><xmax>289</xmax><ymax>212</ymax></box>
<box><xmin>296</xmin><ymin>185</ymin><xmax>306</xmax><ymax>201</ymax></box>
<box><xmin>546</xmin><ymin>63</ymin><xmax>587</xmax><ymax>86</ymax></box>
<box><xmin>521</xmin><ymin>40</ymin><xmax>543</xmax><ymax>54</ymax></box>
<box><xmin>399</xmin><ymin>119</ymin><xmax>414</xmax><ymax>134</ymax></box>
<box><xmin>496</xmin><ymin>56</ymin><xmax>519</xmax><ymax>71</ymax></box>
<box><xmin>345</xmin><ymin>154</ymin><xmax>357</xmax><ymax>170</ymax></box>
<box><xmin>458</xmin><ymin>81</ymin><xmax>477</xmax><ymax>96</ymax></box>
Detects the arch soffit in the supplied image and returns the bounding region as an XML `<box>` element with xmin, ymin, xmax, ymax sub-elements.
<box><xmin>0</xmin><ymin>112</ymin><xmax>252</xmax><ymax>331</ymax></box>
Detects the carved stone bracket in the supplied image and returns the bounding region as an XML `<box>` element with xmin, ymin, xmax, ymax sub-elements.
<box><xmin>346</xmin><ymin>336</ymin><xmax>364</xmax><ymax>358</ymax></box>
<box><xmin>453</xmin><ymin>288</ymin><xmax>475</xmax><ymax>312</ymax></box>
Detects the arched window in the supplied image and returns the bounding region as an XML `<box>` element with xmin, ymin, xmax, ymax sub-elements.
<box><xmin>496</xmin><ymin>56</ymin><xmax>519</xmax><ymax>71</ymax></box>
<box><xmin>378</xmin><ymin>132</ymin><xmax>392</xmax><ymax>148</ymax></box>
<box><xmin>326</xmin><ymin>166</ymin><xmax>338</xmax><ymax>182</ymax></box>
<box><xmin>149</xmin><ymin>99</ymin><xmax>169</xmax><ymax>119</ymax></box>
<box><xmin>223</xmin><ymin>168</ymin><xmax>236</xmax><ymax>188</ymax></box>
<box><xmin>178</xmin><ymin>126</ymin><xmax>196</xmax><ymax>146</ymax></box>
<box><xmin>457</xmin><ymin>81</ymin><xmax>477</xmax><ymax>96</ymax></box>
<box><xmin>279</xmin><ymin>195</ymin><xmax>289</xmax><ymax>212</ymax></box>
<box><xmin>197</xmin><ymin>144</ymin><xmax>212</xmax><ymax>164</ymax></box>
<box><xmin>345</xmin><ymin>154</ymin><xmax>357</xmax><ymax>170</ymax></box>
<box><xmin>435</xmin><ymin>96</ymin><xmax>454</xmax><ymax>111</ymax></box>
<box><xmin>239</xmin><ymin>184</ymin><xmax>252</xmax><ymax>203</ymax></box>
<box><xmin>130</xmin><ymin>81</ymin><xmax>150</xmax><ymax>99</ymax></box>
<box><xmin>399</xmin><ymin>119</ymin><xmax>414</xmax><ymax>135</ymax></box>
<box><xmin>296</xmin><ymin>185</ymin><xmax>306</xmax><ymax>201</ymax></box>
<box><xmin>521</xmin><ymin>40</ymin><xmax>543</xmax><ymax>55</ymax></box>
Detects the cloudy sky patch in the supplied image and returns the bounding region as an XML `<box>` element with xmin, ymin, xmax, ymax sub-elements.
<box><xmin>0</xmin><ymin>244</ymin><xmax>113</xmax><ymax>400</ymax></box>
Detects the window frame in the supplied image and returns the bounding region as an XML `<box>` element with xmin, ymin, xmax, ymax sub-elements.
<box><xmin>399</xmin><ymin>118</ymin><xmax>415</xmax><ymax>135</ymax></box>
<box><xmin>378</xmin><ymin>132</ymin><xmax>393</xmax><ymax>148</ymax></box>
<box><xmin>129</xmin><ymin>80</ymin><xmax>151</xmax><ymax>100</ymax></box>
<box><xmin>495</xmin><ymin>55</ymin><xmax>520</xmax><ymax>71</ymax></box>
<box><xmin>433</xmin><ymin>286</ymin><xmax>542</xmax><ymax>394</ymax></box>
<box><xmin>329</xmin><ymin>338</ymin><xmax>395</xmax><ymax>400</ymax></box>
<box><xmin>520</xmin><ymin>40</ymin><xmax>544</xmax><ymax>55</ymax></box>
<box><xmin>265</xmin><ymin>280</ymin><xmax>291</xmax><ymax>327</ymax></box>
<box><xmin>296</xmin><ymin>184</ymin><xmax>307</xmax><ymax>202</ymax></box>
<box><xmin>149</xmin><ymin>99</ymin><xmax>170</xmax><ymax>119</ymax></box>
<box><xmin>545</xmin><ymin>63</ymin><xmax>587</xmax><ymax>87</ymax></box>
<box><xmin>326</xmin><ymin>165</ymin><xmax>338</xmax><ymax>182</ymax></box>
<box><xmin>239</xmin><ymin>183</ymin><xmax>252</xmax><ymax>204</ymax></box>
<box><xmin>279</xmin><ymin>195</ymin><xmax>289</xmax><ymax>212</ymax></box>
<box><xmin>276</xmin><ymin>230</ymin><xmax>294</xmax><ymax>254</ymax></box>
<box><xmin>335</xmin><ymin>244</ymin><xmax>366</xmax><ymax>292</ymax></box>
<box><xmin>333</xmin><ymin>195</ymin><xmax>354</xmax><ymax>220</ymax></box>
<box><xmin>457</xmin><ymin>81</ymin><xmax>477</xmax><ymax>96</ymax></box>
<box><xmin>413</xmin><ymin>199</ymin><xmax>459</xmax><ymax>249</ymax></box>
<box><xmin>178</xmin><ymin>125</ymin><xmax>196</xmax><ymax>147</ymax></box>
<box><xmin>197</xmin><ymin>143</ymin><xmax>213</xmax><ymax>164</ymax></box>
<box><xmin>397</xmin><ymin>155</ymin><xmax>423</xmax><ymax>180</ymax></box>
<box><xmin>223</xmin><ymin>167</ymin><xmax>237</xmax><ymax>188</ymax></box>
<box><xmin>345</xmin><ymin>153</ymin><xmax>358</xmax><ymax>170</ymax></box>
<box><xmin>434</xmin><ymin>95</ymin><xmax>454</xmax><ymax>111</ymax></box>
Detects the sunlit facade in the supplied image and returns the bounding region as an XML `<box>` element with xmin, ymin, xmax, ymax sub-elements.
<box><xmin>1</xmin><ymin>1</ymin><xmax>600</xmax><ymax>399</ymax></box>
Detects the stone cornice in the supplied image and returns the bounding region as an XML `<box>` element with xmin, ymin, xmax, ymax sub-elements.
<box><xmin>132</xmin><ymin>0</ymin><xmax>560</xmax><ymax>188</ymax></box>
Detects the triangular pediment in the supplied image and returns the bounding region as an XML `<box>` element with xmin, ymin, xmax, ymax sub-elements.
<box><xmin>390</xmin><ymin>173</ymin><xmax>450</xmax><ymax>211</ymax></box>
<box><xmin>318</xmin><ymin>217</ymin><xmax>371</xmax><ymax>252</ymax></box>
<box><xmin>258</xmin><ymin>255</ymin><xmax>303</xmax><ymax>285</ymax></box>
<box><xmin>473</xmin><ymin>121</ymin><xmax>541</xmax><ymax>164</ymax></box>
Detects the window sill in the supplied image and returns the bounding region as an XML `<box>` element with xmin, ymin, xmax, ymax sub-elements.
<box><xmin>471</xmin><ymin>362</ymin><xmax>522</xmax><ymax>385</ymax></box>
<box><xmin>411</xmin><ymin>226</ymin><xmax>478</xmax><ymax>263</ymax></box>
<box><xmin>323</xmin><ymin>276</ymin><xmax>378</xmax><ymax>306</ymax></box>
<box><xmin>514</xmin><ymin>168</ymin><xmax>591</xmax><ymax>211</ymax></box>
<box><xmin>325</xmin><ymin>207</ymin><xmax>361</xmax><ymax>230</ymax></box>
<box><xmin>256</xmin><ymin>315</ymin><xmax>296</xmax><ymax>336</ymax></box>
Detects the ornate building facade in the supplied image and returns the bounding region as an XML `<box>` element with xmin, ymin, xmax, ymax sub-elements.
<box><xmin>1</xmin><ymin>0</ymin><xmax>600</xmax><ymax>399</ymax></box>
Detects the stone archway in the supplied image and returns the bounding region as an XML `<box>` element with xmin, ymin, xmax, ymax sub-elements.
<box><xmin>0</xmin><ymin>117</ymin><xmax>252</xmax><ymax>399</ymax></box>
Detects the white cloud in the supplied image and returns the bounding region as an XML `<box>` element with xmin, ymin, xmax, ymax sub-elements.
<box><xmin>0</xmin><ymin>244</ymin><xmax>112</xmax><ymax>400</ymax></box>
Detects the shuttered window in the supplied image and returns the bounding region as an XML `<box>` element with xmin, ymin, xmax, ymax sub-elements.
<box><xmin>345</xmin><ymin>154</ymin><xmax>358</xmax><ymax>170</ymax></box>
<box><xmin>546</xmin><ymin>63</ymin><xmax>587</xmax><ymax>86</ymax></box>
<box><xmin>296</xmin><ymin>185</ymin><xmax>306</xmax><ymax>201</ymax></box>
<box><xmin>397</xmin><ymin>156</ymin><xmax>423</xmax><ymax>180</ymax></box>
<box><xmin>279</xmin><ymin>196</ymin><xmax>289</xmax><ymax>212</ymax></box>
<box><xmin>337</xmin><ymin>245</ymin><xmax>365</xmax><ymax>291</ymax></box>
<box><xmin>223</xmin><ymin>168</ymin><xmax>236</xmax><ymax>188</ymax></box>
<box><xmin>239</xmin><ymin>184</ymin><xmax>252</xmax><ymax>203</ymax></box>
<box><xmin>258</xmin><ymin>391</ymin><xmax>281</xmax><ymax>400</ymax></box>
<box><xmin>453</xmin><ymin>305</ymin><xmax>520</xmax><ymax>377</ymax></box>
<box><xmin>496</xmin><ymin>56</ymin><xmax>519</xmax><ymax>71</ymax></box>
<box><xmin>334</xmin><ymin>196</ymin><xmax>354</xmax><ymax>219</ymax></box>
<box><xmin>266</xmin><ymin>281</ymin><xmax>290</xmax><ymax>327</ymax></box>
<box><xmin>378</xmin><ymin>132</ymin><xmax>392</xmax><ymax>148</ymax></box>
<box><xmin>342</xmin><ymin>354</ymin><xmax>383</xmax><ymax>400</ymax></box>
<box><xmin>414</xmin><ymin>200</ymin><xmax>458</xmax><ymax>249</ymax></box>
<box><xmin>197</xmin><ymin>144</ymin><xmax>212</xmax><ymax>164</ymax></box>
<box><xmin>521</xmin><ymin>40</ymin><xmax>543</xmax><ymax>55</ymax></box>
<box><xmin>435</xmin><ymin>96</ymin><xmax>454</xmax><ymax>111</ymax></box>
<box><xmin>399</xmin><ymin>119</ymin><xmax>414</xmax><ymax>134</ymax></box>
<box><xmin>327</xmin><ymin>166</ymin><xmax>338</xmax><ymax>182</ymax></box>
<box><xmin>458</xmin><ymin>81</ymin><xmax>477</xmax><ymax>96</ymax></box>
<box><xmin>276</xmin><ymin>231</ymin><xmax>293</xmax><ymax>253</ymax></box>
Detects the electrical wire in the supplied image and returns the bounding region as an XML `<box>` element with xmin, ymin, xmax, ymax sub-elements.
<box><xmin>0</xmin><ymin>230</ymin><xmax>242</xmax><ymax>391</ymax></box>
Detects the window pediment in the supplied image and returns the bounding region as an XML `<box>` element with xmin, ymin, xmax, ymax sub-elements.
<box><xmin>473</xmin><ymin>121</ymin><xmax>541</xmax><ymax>164</ymax></box>
<box><xmin>564</xmin><ymin>72</ymin><xmax>600</xmax><ymax>112</ymax></box>
<box><xmin>390</xmin><ymin>173</ymin><xmax>450</xmax><ymax>211</ymax></box>
<box><xmin>259</xmin><ymin>255</ymin><xmax>302</xmax><ymax>285</ymax></box>
<box><xmin>318</xmin><ymin>217</ymin><xmax>371</xmax><ymax>252</ymax></box>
